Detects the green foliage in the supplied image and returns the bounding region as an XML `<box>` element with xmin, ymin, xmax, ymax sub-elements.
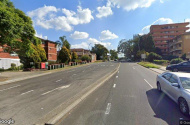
<box><xmin>153</xmin><ymin>60</ymin><xmax>169</xmax><ymax>65</ymax></box>
<box><xmin>56</xmin><ymin>36</ymin><xmax>71</xmax><ymax>50</ymax></box>
<box><xmin>117</xmin><ymin>34</ymin><xmax>156</xmax><ymax>60</ymax></box>
<box><xmin>110</xmin><ymin>49</ymin><xmax>118</xmax><ymax>60</ymax></box>
<box><xmin>138</xmin><ymin>62</ymin><xmax>160</xmax><ymax>69</ymax></box>
<box><xmin>163</xmin><ymin>55</ymin><xmax>178</xmax><ymax>61</ymax></box>
<box><xmin>58</xmin><ymin>46</ymin><xmax>71</xmax><ymax>63</ymax></box>
<box><xmin>91</xmin><ymin>44</ymin><xmax>109</xmax><ymax>60</ymax></box>
<box><xmin>181</xmin><ymin>53</ymin><xmax>186</xmax><ymax>60</ymax></box>
<box><xmin>81</xmin><ymin>55</ymin><xmax>91</xmax><ymax>61</ymax></box>
<box><xmin>147</xmin><ymin>52</ymin><xmax>162</xmax><ymax>62</ymax></box>
<box><xmin>71</xmin><ymin>52</ymin><xmax>78</xmax><ymax>62</ymax></box>
<box><xmin>170</xmin><ymin>58</ymin><xmax>183</xmax><ymax>64</ymax></box>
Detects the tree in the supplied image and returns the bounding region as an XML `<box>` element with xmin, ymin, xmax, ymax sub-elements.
<box><xmin>71</xmin><ymin>52</ymin><xmax>78</xmax><ymax>62</ymax></box>
<box><xmin>0</xmin><ymin>0</ymin><xmax>40</xmax><ymax>68</ymax></box>
<box><xmin>91</xmin><ymin>44</ymin><xmax>109</xmax><ymax>60</ymax></box>
<box><xmin>110</xmin><ymin>50</ymin><xmax>118</xmax><ymax>60</ymax></box>
<box><xmin>147</xmin><ymin>52</ymin><xmax>162</xmax><ymax>62</ymax></box>
<box><xmin>58</xmin><ymin>46</ymin><xmax>71</xmax><ymax>63</ymax></box>
<box><xmin>81</xmin><ymin>55</ymin><xmax>91</xmax><ymax>62</ymax></box>
<box><xmin>56</xmin><ymin>36</ymin><xmax>71</xmax><ymax>50</ymax></box>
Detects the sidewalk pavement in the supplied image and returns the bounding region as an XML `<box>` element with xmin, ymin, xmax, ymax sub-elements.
<box><xmin>149</xmin><ymin>64</ymin><xmax>168</xmax><ymax>74</ymax></box>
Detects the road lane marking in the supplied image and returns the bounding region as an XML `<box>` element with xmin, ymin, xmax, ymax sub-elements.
<box><xmin>144</xmin><ymin>79</ymin><xmax>153</xmax><ymax>88</ymax></box>
<box><xmin>21</xmin><ymin>90</ymin><xmax>34</xmax><ymax>95</ymax></box>
<box><xmin>0</xmin><ymin>85</ymin><xmax>21</xmax><ymax>92</ymax></box>
<box><xmin>105</xmin><ymin>103</ymin><xmax>111</xmax><ymax>114</ymax></box>
<box><xmin>56</xmin><ymin>79</ymin><xmax>62</xmax><ymax>82</ymax></box>
<box><xmin>58</xmin><ymin>85</ymin><xmax>70</xmax><ymax>90</ymax></box>
<box><xmin>133</xmin><ymin>67</ymin><xmax>135</xmax><ymax>69</ymax></box>
<box><xmin>116</xmin><ymin>76</ymin><xmax>118</xmax><ymax>78</ymax></box>
<box><xmin>113</xmin><ymin>84</ymin><xmax>116</xmax><ymax>88</ymax></box>
<box><xmin>42</xmin><ymin>85</ymin><xmax>71</xmax><ymax>95</ymax></box>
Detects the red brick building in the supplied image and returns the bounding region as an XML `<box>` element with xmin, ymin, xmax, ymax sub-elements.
<box><xmin>40</xmin><ymin>39</ymin><xmax>57</xmax><ymax>62</ymax></box>
<box><xmin>150</xmin><ymin>22</ymin><xmax>190</xmax><ymax>55</ymax></box>
<box><xmin>71</xmin><ymin>48</ymin><xmax>97</xmax><ymax>62</ymax></box>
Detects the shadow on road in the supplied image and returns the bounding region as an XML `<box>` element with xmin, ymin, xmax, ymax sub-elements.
<box><xmin>146</xmin><ymin>89</ymin><xmax>190</xmax><ymax>125</ymax></box>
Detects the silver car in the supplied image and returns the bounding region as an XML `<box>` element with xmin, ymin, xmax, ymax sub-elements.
<box><xmin>157</xmin><ymin>72</ymin><xmax>190</xmax><ymax>115</ymax></box>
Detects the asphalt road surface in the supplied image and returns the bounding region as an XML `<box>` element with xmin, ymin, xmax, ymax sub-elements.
<box><xmin>58</xmin><ymin>62</ymin><xmax>190</xmax><ymax>125</ymax></box>
<box><xmin>0</xmin><ymin>62</ymin><xmax>118</xmax><ymax>125</ymax></box>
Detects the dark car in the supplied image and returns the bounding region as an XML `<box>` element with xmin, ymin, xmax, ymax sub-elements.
<box><xmin>166</xmin><ymin>61</ymin><xmax>190</xmax><ymax>72</ymax></box>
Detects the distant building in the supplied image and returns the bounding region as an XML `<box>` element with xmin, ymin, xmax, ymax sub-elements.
<box><xmin>40</xmin><ymin>38</ymin><xmax>57</xmax><ymax>62</ymax></box>
<box><xmin>71</xmin><ymin>48</ymin><xmax>97</xmax><ymax>62</ymax></box>
<box><xmin>169</xmin><ymin>32</ymin><xmax>190</xmax><ymax>57</ymax></box>
<box><xmin>150</xmin><ymin>22</ymin><xmax>190</xmax><ymax>55</ymax></box>
<box><xmin>0</xmin><ymin>46</ymin><xmax>21</xmax><ymax>69</ymax></box>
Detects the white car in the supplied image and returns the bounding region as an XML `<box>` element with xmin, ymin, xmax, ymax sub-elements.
<box><xmin>157</xmin><ymin>72</ymin><xmax>190</xmax><ymax>115</ymax></box>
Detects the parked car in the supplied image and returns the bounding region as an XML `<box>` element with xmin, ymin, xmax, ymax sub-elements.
<box><xmin>166</xmin><ymin>61</ymin><xmax>190</xmax><ymax>72</ymax></box>
<box><xmin>157</xmin><ymin>72</ymin><xmax>190</xmax><ymax>115</ymax></box>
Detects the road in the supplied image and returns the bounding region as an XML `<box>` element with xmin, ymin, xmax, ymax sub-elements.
<box><xmin>0</xmin><ymin>62</ymin><xmax>118</xmax><ymax>125</ymax></box>
<box><xmin>58</xmin><ymin>62</ymin><xmax>190</xmax><ymax>125</ymax></box>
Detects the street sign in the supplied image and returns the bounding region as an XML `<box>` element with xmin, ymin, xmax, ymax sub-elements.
<box><xmin>141</xmin><ymin>54</ymin><xmax>146</xmax><ymax>59</ymax></box>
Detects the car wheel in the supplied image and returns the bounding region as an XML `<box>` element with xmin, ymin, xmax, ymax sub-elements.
<box><xmin>179</xmin><ymin>98</ymin><xmax>189</xmax><ymax>116</ymax></box>
<box><xmin>157</xmin><ymin>82</ymin><xmax>161</xmax><ymax>92</ymax></box>
<box><xmin>173</xmin><ymin>68</ymin><xmax>178</xmax><ymax>72</ymax></box>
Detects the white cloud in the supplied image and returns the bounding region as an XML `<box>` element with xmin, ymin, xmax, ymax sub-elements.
<box><xmin>141</xmin><ymin>18</ymin><xmax>174</xmax><ymax>34</ymax></box>
<box><xmin>71</xmin><ymin>42</ymin><xmax>89</xmax><ymax>49</ymax></box>
<box><xmin>108</xmin><ymin>0</ymin><xmax>155</xmax><ymax>11</ymax></box>
<box><xmin>27</xmin><ymin>5</ymin><xmax>94</xmax><ymax>32</ymax></box>
<box><xmin>35</xmin><ymin>30</ymin><xmax>48</xmax><ymax>39</ymax></box>
<box><xmin>70</xmin><ymin>31</ymin><xmax>89</xmax><ymax>39</ymax></box>
<box><xmin>99</xmin><ymin>30</ymin><xmax>118</xmax><ymax>40</ymax></box>
<box><xmin>96</xmin><ymin>6</ymin><xmax>113</xmax><ymax>18</ymax></box>
<box><xmin>160</xmin><ymin>0</ymin><xmax>164</xmax><ymax>3</ymax></box>
<box><xmin>88</xmin><ymin>38</ymin><xmax>111</xmax><ymax>48</ymax></box>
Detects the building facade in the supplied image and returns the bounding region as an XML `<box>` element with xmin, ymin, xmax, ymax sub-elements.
<box><xmin>71</xmin><ymin>48</ymin><xmax>97</xmax><ymax>62</ymax></box>
<box><xmin>150</xmin><ymin>22</ymin><xmax>189</xmax><ymax>55</ymax></box>
<box><xmin>41</xmin><ymin>39</ymin><xmax>57</xmax><ymax>62</ymax></box>
<box><xmin>0</xmin><ymin>46</ymin><xmax>21</xmax><ymax>69</ymax></box>
<box><xmin>169</xmin><ymin>32</ymin><xmax>190</xmax><ymax>57</ymax></box>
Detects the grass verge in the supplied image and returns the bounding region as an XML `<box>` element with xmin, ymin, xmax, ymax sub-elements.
<box><xmin>138</xmin><ymin>62</ymin><xmax>160</xmax><ymax>69</ymax></box>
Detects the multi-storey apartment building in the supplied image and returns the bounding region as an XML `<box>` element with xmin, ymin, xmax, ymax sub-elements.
<box><xmin>40</xmin><ymin>38</ymin><xmax>57</xmax><ymax>62</ymax></box>
<box><xmin>150</xmin><ymin>22</ymin><xmax>189</xmax><ymax>55</ymax></box>
<box><xmin>169</xmin><ymin>32</ymin><xmax>190</xmax><ymax>57</ymax></box>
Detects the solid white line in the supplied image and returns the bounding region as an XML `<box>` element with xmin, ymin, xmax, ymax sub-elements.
<box><xmin>144</xmin><ymin>79</ymin><xmax>153</xmax><ymax>88</ymax></box>
<box><xmin>105</xmin><ymin>103</ymin><xmax>111</xmax><ymax>114</ymax></box>
<box><xmin>113</xmin><ymin>84</ymin><xmax>116</xmax><ymax>88</ymax></box>
<box><xmin>116</xmin><ymin>76</ymin><xmax>118</xmax><ymax>78</ymax></box>
<box><xmin>21</xmin><ymin>90</ymin><xmax>34</xmax><ymax>95</ymax></box>
<box><xmin>58</xmin><ymin>85</ymin><xmax>70</xmax><ymax>90</ymax></box>
<box><xmin>0</xmin><ymin>85</ymin><xmax>21</xmax><ymax>92</ymax></box>
<box><xmin>56</xmin><ymin>79</ymin><xmax>62</xmax><ymax>82</ymax></box>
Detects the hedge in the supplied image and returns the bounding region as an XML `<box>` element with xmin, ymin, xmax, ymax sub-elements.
<box><xmin>170</xmin><ymin>58</ymin><xmax>183</xmax><ymax>64</ymax></box>
<box><xmin>153</xmin><ymin>60</ymin><xmax>169</xmax><ymax>65</ymax></box>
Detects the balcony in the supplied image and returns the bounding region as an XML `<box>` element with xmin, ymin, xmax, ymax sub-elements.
<box><xmin>169</xmin><ymin>40</ymin><xmax>182</xmax><ymax>47</ymax></box>
<box><xmin>169</xmin><ymin>47</ymin><xmax>182</xmax><ymax>53</ymax></box>
<box><xmin>150</xmin><ymin>27</ymin><xmax>189</xmax><ymax>33</ymax></box>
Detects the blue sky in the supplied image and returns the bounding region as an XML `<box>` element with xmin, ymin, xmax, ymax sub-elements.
<box><xmin>12</xmin><ymin>0</ymin><xmax>190</xmax><ymax>50</ymax></box>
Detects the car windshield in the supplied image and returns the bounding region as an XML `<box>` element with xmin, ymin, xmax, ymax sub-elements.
<box><xmin>180</xmin><ymin>77</ymin><xmax>190</xmax><ymax>89</ymax></box>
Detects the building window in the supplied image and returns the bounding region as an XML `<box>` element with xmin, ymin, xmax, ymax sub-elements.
<box><xmin>179</xmin><ymin>44</ymin><xmax>181</xmax><ymax>47</ymax></box>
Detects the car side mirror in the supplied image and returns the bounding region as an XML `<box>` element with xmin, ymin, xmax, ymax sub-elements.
<box><xmin>171</xmin><ymin>83</ymin><xmax>180</xmax><ymax>88</ymax></box>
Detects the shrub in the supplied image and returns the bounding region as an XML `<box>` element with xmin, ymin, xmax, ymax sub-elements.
<box><xmin>153</xmin><ymin>60</ymin><xmax>169</xmax><ymax>65</ymax></box>
<box><xmin>170</xmin><ymin>58</ymin><xmax>183</xmax><ymax>64</ymax></box>
<box><xmin>163</xmin><ymin>55</ymin><xmax>178</xmax><ymax>61</ymax></box>
<box><xmin>81</xmin><ymin>55</ymin><xmax>91</xmax><ymax>62</ymax></box>
<box><xmin>138</xmin><ymin>62</ymin><xmax>160</xmax><ymax>69</ymax></box>
<box><xmin>147</xmin><ymin>52</ymin><xmax>162</xmax><ymax>62</ymax></box>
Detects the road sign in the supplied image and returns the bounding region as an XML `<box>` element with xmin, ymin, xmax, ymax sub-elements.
<box><xmin>141</xmin><ymin>54</ymin><xmax>146</xmax><ymax>59</ymax></box>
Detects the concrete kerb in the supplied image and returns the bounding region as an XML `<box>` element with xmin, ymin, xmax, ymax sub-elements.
<box><xmin>35</xmin><ymin>63</ymin><xmax>120</xmax><ymax>125</ymax></box>
<box><xmin>137</xmin><ymin>63</ymin><xmax>163</xmax><ymax>74</ymax></box>
<box><xmin>0</xmin><ymin>62</ymin><xmax>104</xmax><ymax>86</ymax></box>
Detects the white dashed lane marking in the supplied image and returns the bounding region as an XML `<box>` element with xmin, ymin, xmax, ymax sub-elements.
<box><xmin>56</xmin><ymin>79</ymin><xmax>62</xmax><ymax>82</ymax></box>
<box><xmin>144</xmin><ymin>79</ymin><xmax>153</xmax><ymax>88</ymax></box>
<box><xmin>21</xmin><ymin>90</ymin><xmax>34</xmax><ymax>95</ymax></box>
<box><xmin>0</xmin><ymin>85</ymin><xmax>21</xmax><ymax>92</ymax></box>
<box><xmin>113</xmin><ymin>84</ymin><xmax>116</xmax><ymax>88</ymax></box>
<box><xmin>105</xmin><ymin>103</ymin><xmax>111</xmax><ymax>114</ymax></box>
